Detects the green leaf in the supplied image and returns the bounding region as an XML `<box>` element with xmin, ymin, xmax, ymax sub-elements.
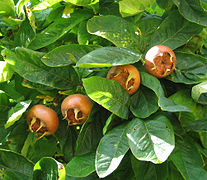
<box><xmin>0</xmin><ymin>0</ymin><xmax>15</xmax><ymax>17</ymax></box>
<box><xmin>127</xmin><ymin>115</ymin><xmax>175</xmax><ymax>164</ymax></box>
<box><xmin>76</xmin><ymin>47</ymin><xmax>141</xmax><ymax>68</ymax></box>
<box><xmin>78</xmin><ymin>21</ymin><xmax>91</xmax><ymax>45</ymax></box>
<box><xmin>75</xmin><ymin>107</ymin><xmax>107</xmax><ymax>156</ymax></box>
<box><xmin>130</xmin><ymin>86</ymin><xmax>159</xmax><ymax>118</ymax></box>
<box><xmin>28</xmin><ymin>9</ymin><xmax>92</xmax><ymax>50</ymax></box>
<box><xmin>158</xmin><ymin>96</ymin><xmax>191</xmax><ymax>112</ymax></box>
<box><xmin>168</xmin><ymin>52</ymin><xmax>207</xmax><ymax>84</ymax></box>
<box><xmin>65</xmin><ymin>0</ymin><xmax>98</xmax><ymax>6</ymax></box>
<box><xmin>83</xmin><ymin>76</ymin><xmax>130</xmax><ymax>119</ymax></box>
<box><xmin>87</xmin><ymin>15</ymin><xmax>140</xmax><ymax>51</ymax></box>
<box><xmin>0</xmin><ymin>90</ymin><xmax>10</xmax><ymax>112</ymax></box>
<box><xmin>31</xmin><ymin>0</ymin><xmax>62</xmax><ymax>11</ymax></box>
<box><xmin>14</xmin><ymin>16</ymin><xmax>35</xmax><ymax>48</ymax></box>
<box><xmin>191</xmin><ymin>81</ymin><xmax>207</xmax><ymax>105</ymax></box>
<box><xmin>66</xmin><ymin>152</ymin><xmax>95</xmax><ymax>177</ymax></box>
<box><xmin>33</xmin><ymin>157</ymin><xmax>58</xmax><ymax>180</ymax></box>
<box><xmin>0</xmin><ymin>61</ymin><xmax>14</xmax><ymax>82</ymax></box>
<box><xmin>172</xmin><ymin>0</ymin><xmax>207</xmax><ymax>26</ymax></box>
<box><xmin>131</xmin><ymin>155</ymin><xmax>168</xmax><ymax>180</ymax></box>
<box><xmin>170</xmin><ymin>137</ymin><xmax>207</xmax><ymax>180</ymax></box>
<box><xmin>42</xmin><ymin>45</ymin><xmax>99</xmax><ymax>67</ymax></box>
<box><xmin>4</xmin><ymin>100</ymin><xmax>32</xmax><ymax>129</ymax></box>
<box><xmin>150</xmin><ymin>10</ymin><xmax>202</xmax><ymax>50</ymax></box>
<box><xmin>119</xmin><ymin>0</ymin><xmax>156</xmax><ymax>17</ymax></box>
<box><xmin>96</xmin><ymin>123</ymin><xmax>129</xmax><ymax>178</ymax></box>
<box><xmin>185</xmin><ymin>119</ymin><xmax>207</xmax><ymax>132</ymax></box>
<box><xmin>0</xmin><ymin>149</ymin><xmax>34</xmax><ymax>179</ymax></box>
<box><xmin>2</xmin><ymin>48</ymin><xmax>79</xmax><ymax>90</ymax></box>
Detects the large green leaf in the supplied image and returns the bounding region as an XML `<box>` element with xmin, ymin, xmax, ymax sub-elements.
<box><xmin>170</xmin><ymin>137</ymin><xmax>207</xmax><ymax>180</ymax></box>
<box><xmin>87</xmin><ymin>15</ymin><xmax>140</xmax><ymax>51</ymax></box>
<box><xmin>130</xmin><ymin>86</ymin><xmax>159</xmax><ymax>118</ymax></box>
<box><xmin>131</xmin><ymin>155</ymin><xmax>168</xmax><ymax>180</ymax></box>
<box><xmin>0</xmin><ymin>91</ymin><xmax>10</xmax><ymax>112</ymax></box>
<box><xmin>185</xmin><ymin>119</ymin><xmax>207</xmax><ymax>132</ymax></box>
<box><xmin>127</xmin><ymin>115</ymin><xmax>175</xmax><ymax>164</ymax></box>
<box><xmin>83</xmin><ymin>76</ymin><xmax>130</xmax><ymax>119</ymax></box>
<box><xmin>191</xmin><ymin>81</ymin><xmax>207</xmax><ymax>105</ymax></box>
<box><xmin>169</xmin><ymin>52</ymin><xmax>207</xmax><ymax>84</ymax></box>
<box><xmin>31</xmin><ymin>0</ymin><xmax>62</xmax><ymax>11</ymax></box>
<box><xmin>33</xmin><ymin>157</ymin><xmax>58</xmax><ymax>180</ymax></box>
<box><xmin>76</xmin><ymin>47</ymin><xmax>141</xmax><ymax>68</ymax></box>
<box><xmin>28</xmin><ymin>9</ymin><xmax>92</xmax><ymax>50</ymax></box>
<box><xmin>140</xmin><ymin>72</ymin><xmax>190</xmax><ymax>112</ymax></box>
<box><xmin>2</xmin><ymin>48</ymin><xmax>79</xmax><ymax>90</ymax></box>
<box><xmin>66</xmin><ymin>152</ymin><xmax>95</xmax><ymax>177</ymax></box>
<box><xmin>65</xmin><ymin>0</ymin><xmax>97</xmax><ymax>6</ymax></box>
<box><xmin>4</xmin><ymin>100</ymin><xmax>32</xmax><ymax>128</ymax></box>
<box><xmin>172</xmin><ymin>0</ymin><xmax>207</xmax><ymax>26</ymax></box>
<box><xmin>42</xmin><ymin>45</ymin><xmax>99</xmax><ymax>67</ymax></box>
<box><xmin>96</xmin><ymin>123</ymin><xmax>129</xmax><ymax>178</ymax></box>
<box><xmin>0</xmin><ymin>149</ymin><xmax>34</xmax><ymax>180</ymax></box>
<box><xmin>0</xmin><ymin>0</ymin><xmax>15</xmax><ymax>17</ymax></box>
<box><xmin>14</xmin><ymin>16</ymin><xmax>35</xmax><ymax>48</ymax></box>
<box><xmin>119</xmin><ymin>0</ymin><xmax>156</xmax><ymax>17</ymax></box>
<box><xmin>150</xmin><ymin>10</ymin><xmax>202</xmax><ymax>50</ymax></box>
<box><xmin>0</xmin><ymin>61</ymin><xmax>14</xmax><ymax>82</ymax></box>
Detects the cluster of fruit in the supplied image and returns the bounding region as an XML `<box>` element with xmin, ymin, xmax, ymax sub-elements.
<box><xmin>26</xmin><ymin>45</ymin><xmax>176</xmax><ymax>140</ymax></box>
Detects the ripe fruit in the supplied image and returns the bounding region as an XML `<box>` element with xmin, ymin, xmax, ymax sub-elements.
<box><xmin>27</xmin><ymin>104</ymin><xmax>59</xmax><ymax>140</ymax></box>
<box><xmin>106</xmin><ymin>64</ymin><xmax>140</xmax><ymax>95</ymax></box>
<box><xmin>144</xmin><ymin>45</ymin><xmax>176</xmax><ymax>78</ymax></box>
<box><xmin>61</xmin><ymin>94</ymin><xmax>92</xmax><ymax>125</ymax></box>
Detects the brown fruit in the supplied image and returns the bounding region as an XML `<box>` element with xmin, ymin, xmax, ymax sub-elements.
<box><xmin>27</xmin><ymin>104</ymin><xmax>59</xmax><ymax>140</ymax></box>
<box><xmin>144</xmin><ymin>45</ymin><xmax>176</xmax><ymax>78</ymax></box>
<box><xmin>61</xmin><ymin>94</ymin><xmax>92</xmax><ymax>125</ymax></box>
<box><xmin>106</xmin><ymin>64</ymin><xmax>140</xmax><ymax>95</ymax></box>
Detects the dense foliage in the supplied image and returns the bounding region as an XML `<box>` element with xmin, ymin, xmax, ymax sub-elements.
<box><xmin>0</xmin><ymin>0</ymin><xmax>207</xmax><ymax>179</ymax></box>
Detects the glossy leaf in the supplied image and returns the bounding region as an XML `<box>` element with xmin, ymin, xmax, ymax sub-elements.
<box><xmin>65</xmin><ymin>0</ymin><xmax>97</xmax><ymax>6</ymax></box>
<box><xmin>2</xmin><ymin>48</ymin><xmax>79</xmax><ymax>90</ymax></box>
<box><xmin>150</xmin><ymin>10</ymin><xmax>202</xmax><ymax>50</ymax></box>
<box><xmin>0</xmin><ymin>149</ymin><xmax>34</xmax><ymax>179</ymax></box>
<box><xmin>32</xmin><ymin>0</ymin><xmax>62</xmax><ymax>11</ymax></box>
<box><xmin>169</xmin><ymin>52</ymin><xmax>207</xmax><ymax>84</ymax></box>
<box><xmin>170</xmin><ymin>137</ymin><xmax>207</xmax><ymax>180</ymax></box>
<box><xmin>172</xmin><ymin>0</ymin><xmax>207</xmax><ymax>26</ymax></box>
<box><xmin>83</xmin><ymin>76</ymin><xmax>130</xmax><ymax>119</ymax></box>
<box><xmin>0</xmin><ymin>61</ymin><xmax>14</xmax><ymax>82</ymax></box>
<box><xmin>130</xmin><ymin>86</ymin><xmax>159</xmax><ymax>118</ymax></box>
<box><xmin>0</xmin><ymin>0</ymin><xmax>15</xmax><ymax>17</ymax></box>
<box><xmin>33</xmin><ymin>157</ymin><xmax>58</xmax><ymax>180</ymax></box>
<box><xmin>185</xmin><ymin>119</ymin><xmax>207</xmax><ymax>132</ymax></box>
<box><xmin>127</xmin><ymin>115</ymin><xmax>175</xmax><ymax>164</ymax></box>
<box><xmin>0</xmin><ymin>91</ymin><xmax>10</xmax><ymax>112</ymax></box>
<box><xmin>66</xmin><ymin>152</ymin><xmax>95</xmax><ymax>177</ymax></box>
<box><xmin>131</xmin><ymin>155</ymin><xmax>168</xmax><ymax>180</ymax></box>
<box><xmin>5</xmin><ymin>100</ymin><xmax>32</xmax><ymax>128</ymax></box>
<box><xmin>42</xmin><ymin>45</ymin><xmax>99</xmax><ymax>67</ymax></box>
<box><xmin>76</xmin><ymin>47</ymin><xmax>141</xmax><ymax>68</ymax></box>
<box><xmin>119</xmin><ymin>0</ymin><xmax>155</xmax><ymax>17</ymax></box>
<box><xmin>14</xmin><ymin>16</ymin><xmax>35</xmax><ymax>48</ymax></box>
<box><xmin>191</xmin><ymin>81</ymin><xmax>207</xmax><ymax>105</ymax></box>
<box><xmin>28</xmin><ymin>10</ymin><xmax>92</xmax><ymax>50</ymax></box>
<box><xmin>96</xmin><ymin>123</ymin><xmax>129</xmax><ymax>178</ymax></box>
<box><xmin>87</xmin><ymin>15</ymin><xmax>140</xmax><ymax>51</ymax></box>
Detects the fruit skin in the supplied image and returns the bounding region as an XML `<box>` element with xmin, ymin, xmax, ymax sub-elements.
<box><xmin>61</xmin><ymin>94</ymin><xmax>92</xmax><ymax>125</ymax></box>
<box><xmin>106</xmin><ymin>64</ymin><xmax>140</xmax><ymax>95</ymax></box>
<box><xmin>144</xmin><ymin>45</ymin><xmax>176</xmax><ymax>78</ymax></box>
<box><xmin>27</xmin><ymin>104</ymin><xmax>59</xmax><ymax>135</ymax></box>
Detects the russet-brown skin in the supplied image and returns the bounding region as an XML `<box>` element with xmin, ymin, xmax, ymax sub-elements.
<box><xmin>144</xmin><ymin>45</ymin><xmax>176</xmax><ymax>78</ymax></box>
<box><xmin>27</xmin><ymin>104</ymin><xmax>59</xmax><ymax>134</ymax></box>
<box><xmin>61</xmin><ymin>94</ymin><xmax>92</xmax><ymax>124</ymax></box>
<box><xmin>106</xmin><ymin>65</ymin><xmax>140</xmax><ymax>95</ymax></box>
